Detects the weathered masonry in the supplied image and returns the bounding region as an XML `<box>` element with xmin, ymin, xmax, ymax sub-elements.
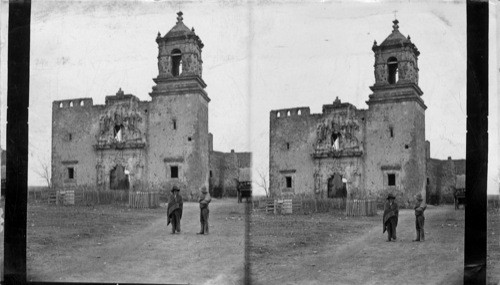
<box><xmin>51</xmin><ymin>12</ymin><xmax>250</xmax><ymax>199</ymax></box>
<box><xmin>270</xmin><ymin>20</ymin><xmax>449</xmax><ymax>205</ymax></box>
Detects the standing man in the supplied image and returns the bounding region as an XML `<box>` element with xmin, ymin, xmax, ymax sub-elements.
<box><xmin>197</xmin><ymin>186</ymin><xmax>211</xmax><ymax>235</ymax></box>
<box><xmin>167</xmin><ymin>186</ymin><xmax>183</xmax><ymax>234</ymax></box>
<box><xmin>383</xmin><ymin>194</ymin><xmax>399</xmax><ymax>242</ymax></box>
<box><xmin>413</xmin><ymin>193</ymin><xmax>427</xmax><ymax>242</ymax></box>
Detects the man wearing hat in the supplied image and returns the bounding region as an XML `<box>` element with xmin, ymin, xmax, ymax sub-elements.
<box><xmin>413</xmin><ymin>193</ymin><xmax>427</xmax><ymax>242</ymax></box>
<box><xmin>383</xmin><ymin>194</ymin><xmax>399</xmax><ymax>242</ymax></box>
<box><xmin>197</xmin><ymin>186</ymin><xmax>212</xmax><ymax>235</ymax></box>
<box><xmin>167</xmin><ymin>186</ymin><xmax>183</xmax><ymax>234</ymax></box>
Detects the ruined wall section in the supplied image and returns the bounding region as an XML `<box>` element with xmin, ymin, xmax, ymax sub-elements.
<box><xmin>426</xmin><ymin>157</ymin><xmax>464</xmax><ymax>204</ymax></box>
<box><xmin>147</xmin><ymin>94</ymin><xmax>208</xmax><ymax>198</ymax></box>
<box><xmin>209</xmin><ymin>150</ymin><xmax>252</xmax><ymax>197</ymax></box>
<box><xmin>209</xmin><ymin>150</ymin><xmax>224</xmax><ymax>194</ymax></box>
<box><xmin>269</xmin><ymin>107</ymin><xmax>315</xmax><ymax>197</ymax></box>
<box><xmin>426</xmin><ymin>158</ymin><xmax>441</xmax><ymax>204</ymax></box>
<box><xmin>51</xmin><ymin>98</ymin><xmax>97</xmax><ymax>190</ymax></box>
<box><xmin>364</xmin><ymin>100</ymin><xmax>426</xmax><ymax>206</ymax></box>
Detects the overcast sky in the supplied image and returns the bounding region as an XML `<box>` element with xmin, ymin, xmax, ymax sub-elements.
<box><xmin>0</xmin><ymin>0</ymin><xmax>498</xmax><ymax>195</ymax></box>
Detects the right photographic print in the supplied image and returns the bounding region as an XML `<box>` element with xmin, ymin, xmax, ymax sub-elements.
<box><xmin>247</xmin><ymin>1</ymin><xmax>496</xmax><ymax>284</ymax></box>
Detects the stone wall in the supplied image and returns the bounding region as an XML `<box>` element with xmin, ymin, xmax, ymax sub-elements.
<box><xmin>269</xmin><ymin>107</ymin><xmax>316</xmax><ymax>197</ymax></box>
<box><xmin>51</xmin><ymin>98</ymin><xmax>98</xmax><ymax>190</ymax></box>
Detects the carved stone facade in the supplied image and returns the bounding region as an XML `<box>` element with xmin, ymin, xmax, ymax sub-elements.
<box><xmin>51</xmin><ymin>12</ymin><xmax>249</xmax><ymax>199</ymax></box>
<box><xmin>269</xmin><ymin>20</ymin><xmax>429</xmax><ymax>205</ymax></box>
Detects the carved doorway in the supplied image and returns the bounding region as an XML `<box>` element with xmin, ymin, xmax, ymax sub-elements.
<box><xmin>327</xmin><ymin>173</ymin><xmax>347</xmax><ymax>198</ymax></box>
<box><xmin>110</xmin><ymin>165</ymin><xmax>130</xmax><ymax>190</ymax></box>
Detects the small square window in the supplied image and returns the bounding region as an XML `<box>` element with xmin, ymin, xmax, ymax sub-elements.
<box><xmin>171</xmin><ymin>166</ymin><xmax>179</xmax><ymax>178</ymax></box>
<box><xmin>285</xmin><ymin>176</ymin><xmax>292</xmax><ymax>188</ymax></box>
<box><xmin>68</xmin><ymin>167</ymin><xmax>75</xmax><ymax>179</ymax></box>
<box><xmin>388</xmin><ymin>174</ymin><xmax>396</xmax><ymax>186</ymax></box>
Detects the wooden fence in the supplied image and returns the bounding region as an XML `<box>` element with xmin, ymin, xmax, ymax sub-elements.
<box><xmin>345</xmin><ymin>199</ymin><xmax>377</xmax><ymax>216</ymax></box>
<box><xmin>258</xmin><ymin>197</ymin><xmax>345</xmax><ymax>215</ymax></box>
<box><xmin>81</xmin><ymin>190</ymin><xmax>128</xmax><ymax>205</ymax></box>
<box><xmin>129</xmin><ymin>192</ymin><xmax>160</xmax><ymax>209</ymax></box>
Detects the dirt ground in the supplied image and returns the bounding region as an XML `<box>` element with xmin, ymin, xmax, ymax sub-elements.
<box><xmin>249</xmin><ymin>205</ymin><xmax>467</xmax><ymax>285</ymax></box>
<box><xmin>27</xmin><ymin>199</ymin><xmax>245</xmax><ymax>284</ymax></box>
<box><xmin>488</xmin><ymin>207</ymin><xmax>500</xmax><ymax>285</ymax></box>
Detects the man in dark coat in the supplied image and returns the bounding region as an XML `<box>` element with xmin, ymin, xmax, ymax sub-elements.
<box><xmin>383</xmin><ymin>194</ymin><xmax>398</xmax><ymax>242</ymax></box>
<box><xmin>197</xmin><ymin>186</ymin><xmax>212</xmax><ymax>235</ymax></box>
<box><xmin>413</xmin><ymin>193</ymin><xmax>427</xmax><ymax>242</ymax></box>
<box><xmin>167</xmin><ymin>186</ymin><xmax>183</xmax><ymax>234</ymax></box>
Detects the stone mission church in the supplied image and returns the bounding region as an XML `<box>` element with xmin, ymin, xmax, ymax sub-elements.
<box><xmin>270</xmin><ymin>20</ymin><xmax>459</xmax><ymax>205</ymax></box>
<box><xmin>51</xmin><ymin>12</ymin><xmax>250</xmax><ymax>199</ymax></box>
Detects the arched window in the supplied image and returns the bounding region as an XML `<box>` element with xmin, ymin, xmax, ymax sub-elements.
<box><xmin>59</xmin><ymin>102</ymin><xmax>63</xmax><ymax>108</ymax></box>
<box><xmin>114</xmin><ymin>124</ymin><xmax>124</xmax><ymax>142</ymax></box>
<box><xmin>171</xmin><ymin>49</ymin><xmax>182</xmax><ymax>77</ymax></box>
<box><xmin>277</xmin><ymin>112</ymin><xmax>281</xmax><ymax>118</ymax></box>
<box><xmin>297</xmin><ymin>110</ymin><xmax>302</xmax><ymax>115</ymax></box>
<box><xmin>80</xmin><ymin>100</ymin><xmax>84</xmax><ymax>106</ymax></box>
<box><xmin>69</xmin><ymin>101</ymin><xmax>74</xmax><ymax>107</ymax></box>
<box><xmin>387</xmin><ymin>57</ymin><xmax>398</xmax><ymax>84</ymax></box>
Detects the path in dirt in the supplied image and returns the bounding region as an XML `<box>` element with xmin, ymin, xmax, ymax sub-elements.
<box><xmin>252</xmin><ymin>205</ymin><xmax>464</xmax><ymax>285</ymax></box>
<box><xmin>31</xmin><ymin>200</ymin><xmax>246</xmax><ymax>285</ymax></box>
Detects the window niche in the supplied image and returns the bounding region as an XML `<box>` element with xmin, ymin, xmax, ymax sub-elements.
<box><xmin>68</xmin><ymin>167</ymin><xmax>75</xmax><ymax>180</ymax></box>
<box><xmin>285</xmin><ymin>176</ymin><xmax>292</xmax><ymax>188</ymax></box>
<box><xmin>170</xmin><ymin>166</ymin><xmax>179</xmax><ymax>179</ymax></box>
<box><xmin>388</xmin><ymin>173</ymin><xmax>396</xmax><ymax>186</ymax></box>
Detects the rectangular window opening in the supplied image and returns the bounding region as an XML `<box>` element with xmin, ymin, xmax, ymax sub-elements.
<box><xmin>388</xmin><ymin>173</ymin><xmax>396</xmax><ymax>186</ymax></box>
<box><xmin>389</xmin><ymin>127</ymin><xmax>394</xmax><ymax>138</ymax></box>
<box><xmin>173</xmin><ymin>119</ymin><xmax>177</xmax><ymax>130</ymax></box>
<box><xmin>285</xmin><ymin>176</ymin><xmax>292</xmax><ymax>188</ymax></box>
<box><xmin>171</xmin><ymin>166</ymin><xmax>179</xmax><ymax>178</ymax></box>
<box><xmin>68</xmin><ymin>167</ymin><xmax>75</xmax><ymax>179</ymax></box>
<box><xmin>286</xmin><ymin>142</ymin><xmax>290</xmax><ymax>150</ymax></box>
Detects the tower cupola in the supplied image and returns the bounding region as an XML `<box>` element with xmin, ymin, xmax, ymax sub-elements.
<box><xmin>150</xmin><ymin>11</ymin><xmax>208</xmax><ymax>101</ymax></box>
<box><xmin>372</xmin><ymin>19</ymin><xmax>420</xmax><ymax>87</ymax></box>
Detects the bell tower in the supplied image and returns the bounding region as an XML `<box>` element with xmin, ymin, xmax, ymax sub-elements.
<box><xmin>147</xmin><ymin>12</ymin><xmax>210</xmax><ymax>198</ymax></box>
<box><xmin>364</xmin><ymin>19</ymin><xmax>427</xmax><ymax>204</ymax></box>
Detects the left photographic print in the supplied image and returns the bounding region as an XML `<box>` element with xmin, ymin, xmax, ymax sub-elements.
<box><xmin>2</xmin><ymin>1</ymin><xmax>251</xmax><ymax>283</ymax></box>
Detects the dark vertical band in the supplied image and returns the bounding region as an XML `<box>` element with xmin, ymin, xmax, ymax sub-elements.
<box><xmin>5</xmin><ymin>0</ymin><xmax>31</xmax><ymax>284</ymax></box>
<box><xmin>465</xmin><ymin>1</ymin><xmax>488</xmax><ymax>284</ymax></box>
